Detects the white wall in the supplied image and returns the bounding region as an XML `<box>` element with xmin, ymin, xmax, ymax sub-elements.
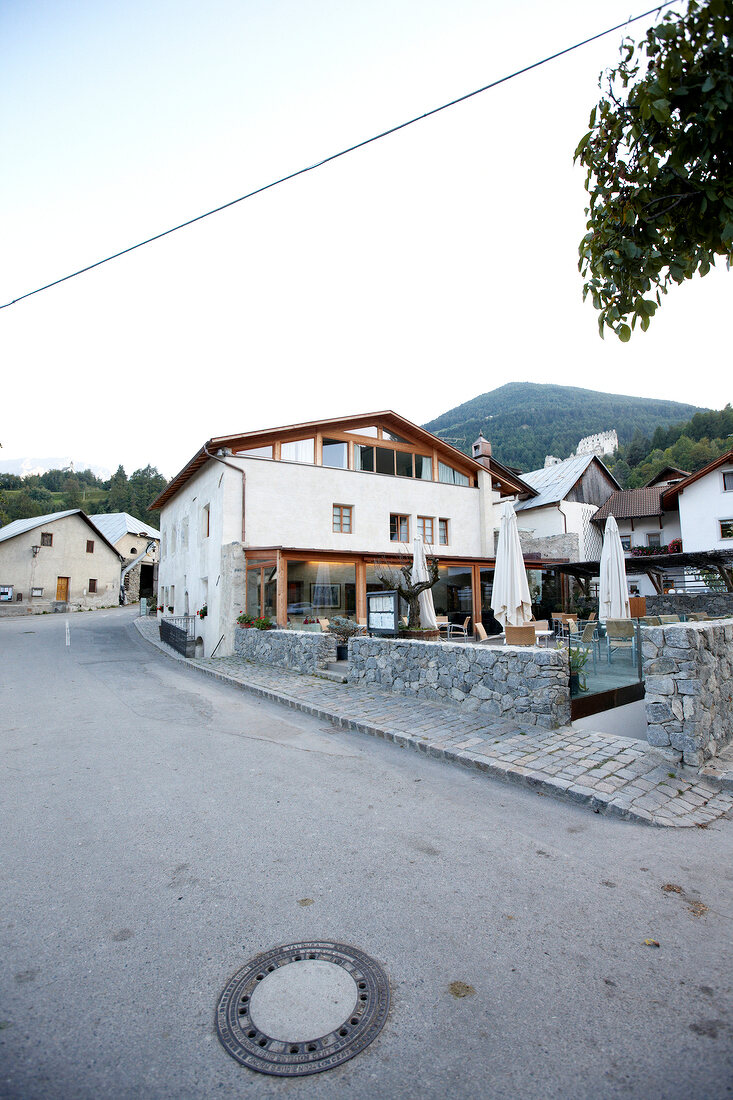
<box><xmin>677</xmin><ymin>464</ymin><xmax>733</xmax><ymax>552</ymax></box>
<box><xmin>235</xmin><ymin>455</ymin><xmax>490</xmax><ymax>557</ymax></box>
<box><xmin>0</xmin><ymin>514</ymin><xmax>120</xmax><ymax>611</ymax></box>
<box><xmin>615</xmin><ymin>514</ymin><xmax>681</xmax><ymax>549</ymax></box>
<box><xmin>158</xmin><ymin>460</ymin><xmax>244</xmax><ymax>654</ymax></box>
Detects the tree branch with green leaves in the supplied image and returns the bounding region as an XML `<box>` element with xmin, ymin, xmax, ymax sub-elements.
<box><xmin>575</xmin><ymin>0</ymin><xmax>733</xmax><ymax>340</ymax></box>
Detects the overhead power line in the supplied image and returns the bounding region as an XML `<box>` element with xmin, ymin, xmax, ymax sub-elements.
<box><xmin>1</xmin><ymin>1</ymin><xmax>678</xmax><ymax>311</ymax></box>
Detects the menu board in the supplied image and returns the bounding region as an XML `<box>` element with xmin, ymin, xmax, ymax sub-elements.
<box><xmin>366</xmin><ymin>591</ymin><xmax>398</xmax><ymax>635</ymax></box>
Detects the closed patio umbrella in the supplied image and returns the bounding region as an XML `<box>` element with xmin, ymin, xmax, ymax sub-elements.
<box><xmin>411</xmin><ymin>536</ymin><xmax>438</xmax><ymax>630</ymax></box>
<box><xmin>599</xmin><ymin>515</ymin><xmax>631</xmax><ymax>619</ymax></box>
<box><xmin>491</xmin><ymin>500</ymin><xmax>532</xmax><ymax>628</ymax></box>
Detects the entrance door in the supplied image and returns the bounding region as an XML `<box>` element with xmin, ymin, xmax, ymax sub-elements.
<box><xmin>56</xmin><ymin>577</ymin><xmax>69</xmax><ymax>601</ymax></box>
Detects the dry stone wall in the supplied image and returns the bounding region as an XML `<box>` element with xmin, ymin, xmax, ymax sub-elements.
<box><xmin>349</xmin><ymin>637</ymin><xmax>570</xmax><ymax>729</ymax></box>
<box><xmin>642</xmin><ymin>618</ymin><xmax>733</xmax><ymax>766</ymax></box>
<box><xmin>646</xmin><ymin>592</ymin><xmax>733</xmax><ymax>619</ymax></box>
<box><xmin>234</xmin><ymin>626</ymin><xmax>337</xmax><ymax>673</ymax></box>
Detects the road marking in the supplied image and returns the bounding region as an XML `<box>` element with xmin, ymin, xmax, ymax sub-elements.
<box><xmin>65</xmin><ymin>621</ymin><xmax>70</xmax><ymax>647</ymax></box>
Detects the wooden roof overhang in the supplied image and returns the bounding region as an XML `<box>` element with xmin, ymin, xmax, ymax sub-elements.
<box><xmin>150</xmin><ymin>410</ymin><xmax>536</xmax><ymax>511</ymax></box>
<box><xmin>557</xmin><ymin>549</ymin><xmax>733</xmax><ymax>592</ymax></box>
<box><xmin>244</xmin><ymin>545</ymin><xmax>566</xmax><ymax>569</ymax></box>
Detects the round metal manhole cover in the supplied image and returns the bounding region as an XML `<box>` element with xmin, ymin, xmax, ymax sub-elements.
<box><xmin>216</xmin><ymin>941</ymin><xmax>389</xmax><ymax>1076</ymax></box>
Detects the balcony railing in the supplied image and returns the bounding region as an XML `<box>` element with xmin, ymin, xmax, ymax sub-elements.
<box><xmin>159</xmin><ymin>615</ymin><xmax>196</xmax><ymax>657</ymax></box>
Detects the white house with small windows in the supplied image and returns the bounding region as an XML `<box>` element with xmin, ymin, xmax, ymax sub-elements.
<box><xmin>663</xmin><ymin>449</ymin><xmax>733</xmax><ymax>552</ymax></box>
<box><xmin>0</xmin><ymin>510</ymin><xmax>122</xmax><ymax>613</ymax></box>
<box><xmin>151</xmin><ymin>411</ymin><xmax>554</xmax><ymax>656</ymax></box>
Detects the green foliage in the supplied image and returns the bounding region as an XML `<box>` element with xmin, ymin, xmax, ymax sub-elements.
<box><xmin>576</xmin><ymin>0</ymin><xmax>733</xmax><ymax>338</ymax></box>
<box><xmin>604</xmin><ymin>403</ymin><xmax>733</xmax><ymax>487</ymax></box>
<box><xmin>0</xmin><ymin>461</ymin><xmax>168</xmax><ymax>527</ymax></box>
<box><xmin>424</xmin><ymin>382</ymin><xmax>705</xmax><ymax>469</ymax></box>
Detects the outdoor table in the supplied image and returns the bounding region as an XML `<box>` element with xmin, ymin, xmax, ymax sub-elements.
<box><xmin>534</xmin><ymin>629</ymin><xmax>554</xmax><ymax>648</ymax></box>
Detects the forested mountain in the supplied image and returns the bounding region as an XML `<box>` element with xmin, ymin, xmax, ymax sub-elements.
<box><xmin>424</xmin><ymin>383</ymin><xmax>707</xmax><ymax>471</ymax></box>
<box><xmin>604</xmin><ymin>405</ymin><xmax>733</xmax><ymax>488</ymax></box>
<box><xmin>0</xmin><ymin>465</ymin><xmax>167</xmax><ymax>528</ymax></box>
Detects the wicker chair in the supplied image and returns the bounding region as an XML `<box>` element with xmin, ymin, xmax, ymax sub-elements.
<box><xmin>450</xmin><ymin>616</ymin><xmax>471</xmax><ymax>639</ymax></box>
<box><xmin>505</xmin><ymin>624</ymin><xmax>536</xmax><ymax>646</ymax></box>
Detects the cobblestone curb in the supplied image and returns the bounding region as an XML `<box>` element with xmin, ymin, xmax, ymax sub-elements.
<box><xmin>134</xmin><ymin>618</ymin><xmax>733</xmax><ymax>829</ymax></box>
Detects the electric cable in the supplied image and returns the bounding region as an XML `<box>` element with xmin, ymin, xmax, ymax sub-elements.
<box><xmin>1</xmin><ymin>1</ymin><xmax>679</xmax><ymax>311</ymax></box>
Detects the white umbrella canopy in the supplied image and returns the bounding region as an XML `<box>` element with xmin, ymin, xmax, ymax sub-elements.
<box><xmin>411</xmin><ymin>536</ymin><xmax>438</xmax><ymax>630</ymax></box>
<box><xmin>599</xmin><ymin>515</ymin><xmax>631</xmax><ymax>619</ymax></box>
<box><xmin>490</xmin><ymin>501</ymin><xmax>533</xmax><ymax>628</ymax></box>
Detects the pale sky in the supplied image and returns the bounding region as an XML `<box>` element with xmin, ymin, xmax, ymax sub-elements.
<box><xmin>1</xmin><ymin>0</ymin><xmax>729</xmax><ymax>479</ymax></box>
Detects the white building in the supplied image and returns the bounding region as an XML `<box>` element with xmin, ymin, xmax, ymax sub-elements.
<box><xmin>663</xmin><ymin>449</ymin><xmax>733</xmax><ymax>553</ymax></box>
<box><xmin>514</xmin><ymin>454</ymin><xmax>620</xmax><ymax>562</ymax></box>
<box><xmin>0</xmin><ymin>510</ymin><xmax>122</xmax><ymax>613</ymax></box>
<box><xmin>89</xmin><ymin>512</ymin><xmax>160</xmax><ymax>603</ymax></box>
<box><xmin>151</xmin><ymin>412</ymin><xmax>548</xmax><ymax>656</ymax></box>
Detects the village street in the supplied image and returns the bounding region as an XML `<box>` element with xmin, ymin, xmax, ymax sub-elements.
<box><xmin>2</xmin><ymin>608</ymin><xmax>732</xmax><ymax>1099</ymax></box>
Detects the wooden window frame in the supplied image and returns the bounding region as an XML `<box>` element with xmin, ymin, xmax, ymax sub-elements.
<box><xmin>86</xmin><ymin>540</ymin><xmax>94</xmax><ymax>554</ymax></box>
<box><xmin>417</xmin><ymin>516</ymin><xmax>434</xmax><ymax>544</ymax></box>
<box><xmin>389</xmin><ymin>513</ymin><xmax>410</xmax><ymax>543</ymax></box>
<box><xmin>439</xmin><ymin>518</ymin><xmax>449</xmax><ymax>545</ymax></box>
<box><xmin>41</xmin><ymin>532</ymin><xmax>53</xmax><ymax>547</ymax></box>
<box><xmin>332</xmin><ymin>504</ymin><xmax>353</xmax><ymax>534</ymax></box>
<box><xmin>88</xmin><ymin>579</ymin><xmax>97</xmax><ymax>593</ymax></box>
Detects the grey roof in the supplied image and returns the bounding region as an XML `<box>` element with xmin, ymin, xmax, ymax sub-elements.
<box><xmin>515</xmin><ymin>454</ymin><xmax>599</xmax><ymax>511</ymax></box>
<box><xmin>0</xmin><ymin>509</ymin><xmax>80</xmax><ymax>544</ymax></box>
<box><xmin>88</xmin><ymin>512</ymin><xmax>160</xmax><ymax>545</ymax></box>
<box><xmin>0</xmin><ymin>509</ymin><xmax>123</xmax><ymax>557</ymax></box>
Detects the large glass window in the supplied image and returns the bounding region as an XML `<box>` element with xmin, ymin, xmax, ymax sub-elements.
<box><xmin>237</xmin><ymin>445</ymin><xmax>272</xmax><ymax>459</ymax></box>
<box><xmin>281</xmin><ymin>438</ymin><xmax>314</xmax><ymax>463</ymax></box>
<box><xmin>375</xmin><ymin>447</ymin><xmax>395</xmax><ymax>475</ymax></box>
<box><xmin>382</xmin><ymin>430</ymin><xmax>409</xmax><ymax>443</ymax></box>
<box><xmin>432</xmin><ymin>565</ymin><xmax>474</xmax><ymax>628</ymax></box>
<box><xmin>395</xmin><ymin>451</ymin><xmax>412</xmax><ymax>478</ymax></box>
<box><xmin>322</xmin><ymin>438</ymin><xmax>349</xmax><ymax>468</ymax></box>
<box><xmin>344</xmin><ymin>425</ymin><xmax>378</xmax><ymax>437</ymax></box>
<box><xmin>356</xmin><ymin>445</ymin><xmax>374</xmax><ymax>472</ymax></box>
<box><xmin>414</xmin><ymin>454</ymin><xmax>432</xmax><ymax>480</ymax></box>
<box><xmin>438</xmin><ymin>461</ymin><xmax>470</xmax><ymax>486</ymax></box>
<box><xmin>246</xmin><ymin>563</ymin><xmax>277</xmax><ymax>619</ymax></box>
<box><xmin>286</xmin><ymin>560</ymin><xmax>356</xmax><ymax>627</ymax></box>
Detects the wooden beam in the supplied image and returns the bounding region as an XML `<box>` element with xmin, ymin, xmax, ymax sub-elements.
<box><xmin>645</xmin><ymin>569</ymin><xmax>664</xmax><ymax>595</ymax></box>
<box><xmin>472</xmin><ymin>563</ymin><xmax>482</xmax><ymax>634</ymax></box>
<box><xmin>276</xmin><ymin>552</ymin><xmax>287</xmax><ymax>626</ymax></box>
<box><xmin>355</xmin><ymin>561</ymin><xmax>367</xmax><ymax>624</ymax></box>
<box><xmin>717</xmin><ymin>565</ymin><xmax>733</xmax><ymax>592</ymax></box>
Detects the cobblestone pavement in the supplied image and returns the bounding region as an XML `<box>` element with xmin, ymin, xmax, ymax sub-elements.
<box><xmin>135</xmin><ymin>618</ymin><xmax>733</xmax><ymax>828</ymax></box>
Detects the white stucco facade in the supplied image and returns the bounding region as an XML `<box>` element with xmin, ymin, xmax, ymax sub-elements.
<box><xmin>0</xmin><ymin>512</ymin><xmax>121</xmax><ymax>612</ymax></box>
<box><xmin>676</xmin><ymin>462</ymin><xmax>733</xmax><ymax>552</ymax></box>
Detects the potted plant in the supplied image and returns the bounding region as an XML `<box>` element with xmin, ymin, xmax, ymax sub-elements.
<box><xmin>568</xmin><ymin>646</ymin><xmax>589</xmax><ymax>694</ymax></box>
<box><xmin>237</xmin><ymin>612</ymin><xmax>255</xmax><ymax>628</ymax></box>
<box><xmin>253</xmin><ymin>616</ymin><xmax>274</xmax><ymax>630</ymax></box>
<box><xmin>197</xmin><ymin>604</ymin><xmax>208</xmax><ymax>620</ymax></box>
<box><xmin>330</xmin><ymin>616</ymin><xmax>364</xmax><ymax>661</ymax></box>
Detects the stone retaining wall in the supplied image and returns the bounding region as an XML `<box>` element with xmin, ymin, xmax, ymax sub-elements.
<box><xmin>349</xmin><ymin>637</ymin><xmax>570</xmax><ymax>729</ymax></box>
<box><xmin>234</xmin><ymin>626</ymin><xmax>337</xmax><ymax>673</ymax></box>
<box><xmin>646</xmin><ymin>592</ymin><xmax>733</xmax><ymax>618</ymax></box>
<box><xmin>642</xmin><ymin>618</ymin><xmax>733</xmax><ymax>766</ymax></box>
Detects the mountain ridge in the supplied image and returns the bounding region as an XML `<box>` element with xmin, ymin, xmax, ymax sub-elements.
<box><xmin>424</xmin><ymin>383</ymin><xmax>708</xmax><ymax>471</ymax></box>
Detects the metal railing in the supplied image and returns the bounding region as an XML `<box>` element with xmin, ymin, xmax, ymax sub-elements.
<box><xmin>159</xmin><ymin>615</ymin><xmax>197</xmax><ymax>657</ymax></box>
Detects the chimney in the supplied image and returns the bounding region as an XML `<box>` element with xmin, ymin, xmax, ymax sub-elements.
<box><xmin>472</xmin><ymin>431</ymin><xmax>492</xmax><ymax>468</ymax></box>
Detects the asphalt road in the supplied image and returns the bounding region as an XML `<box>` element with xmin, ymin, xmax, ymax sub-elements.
<box><xmin>1</xmin><ymin>608</ymin><xmax>732</xmax><ymax>1099</ymax></box>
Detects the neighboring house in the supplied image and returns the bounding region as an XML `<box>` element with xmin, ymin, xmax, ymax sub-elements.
<box><xmin>514</xmin><ymin>453</ymin><xmax>620</xmax><ymax>562</ymax></box>
<box><xmin>89</xmin><ymin>512</ymin><xmax>160</xmax><ymax>604</ymax></box>
<box><xmin>592</xmin><ymin>470</ymin><xmax>688</xmax><ymax>596</ymax></box>
<box><xmin>151</xmin><ymin>411</ymin><xmax>544</xmax><ymax>657</ymax></box>
<box><xmin>0</xmin><ymin>510</ymin><xmax>122</xmax><ymax>613</ymax></box>
<box><xmin>662</xmin><ymin>449</ymin><xmax>733</xmax><ymax>553</ymax></box>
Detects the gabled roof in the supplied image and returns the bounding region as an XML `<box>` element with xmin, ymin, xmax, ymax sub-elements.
<box><xmin>644</xmin><ymin>465</ymin><xmax>690</xmax><ymax>488</ymax></box>
<box><xmin>150</xmin><ymin>410</ymin><xmax>533</xmax><ymax>511</ymax></box>
<box><xmin>515</xmin><ymin>453</ymin><xmax>619</xmax><ymax>512</ymax></box>
<box><xmin>88</xmin><ymin>512</ymin><xmax>160</xmax><ymax>545</ymax></box>
<box><xmin>0</xmin><ymin>509</ymin><xmax>123</xmax><ymax>557</ymax></box>
<box><xmin>662</xmin><ymin>448</ymin><xmax>733</xmax><ymax>504</ymax></box>
<box><xmin>592</xmin><ymin>486</ymin><xmax>667</xmax><ymax>525</ymax></box>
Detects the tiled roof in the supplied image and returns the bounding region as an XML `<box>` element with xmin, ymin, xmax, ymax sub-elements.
<box><xmin>88</xmin><ymin>512</ymin><xmax>160</xmax><ymax>545</ymax></box>
<box><xmin>592</xmin><ymin>486</ymin><xmax>665</xmax><ymax>523</ymax></box>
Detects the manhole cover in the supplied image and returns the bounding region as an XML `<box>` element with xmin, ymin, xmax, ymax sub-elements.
<box><xmin>216</xmin><ymin>941</ymin><xmax>389</xmax><ymax>1076</ymax></box>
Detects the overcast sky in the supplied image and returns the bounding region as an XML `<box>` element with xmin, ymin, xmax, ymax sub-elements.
<box><xmin>1</xmin><ymin>0</ymin><xmax>729</xmax><ymax>479</ymax></box>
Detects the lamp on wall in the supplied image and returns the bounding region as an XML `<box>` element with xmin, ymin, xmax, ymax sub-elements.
<box><xmin>31</xmin><ymin>545</ymin><xmax>41</xmax><ymax>557</ymax></box>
